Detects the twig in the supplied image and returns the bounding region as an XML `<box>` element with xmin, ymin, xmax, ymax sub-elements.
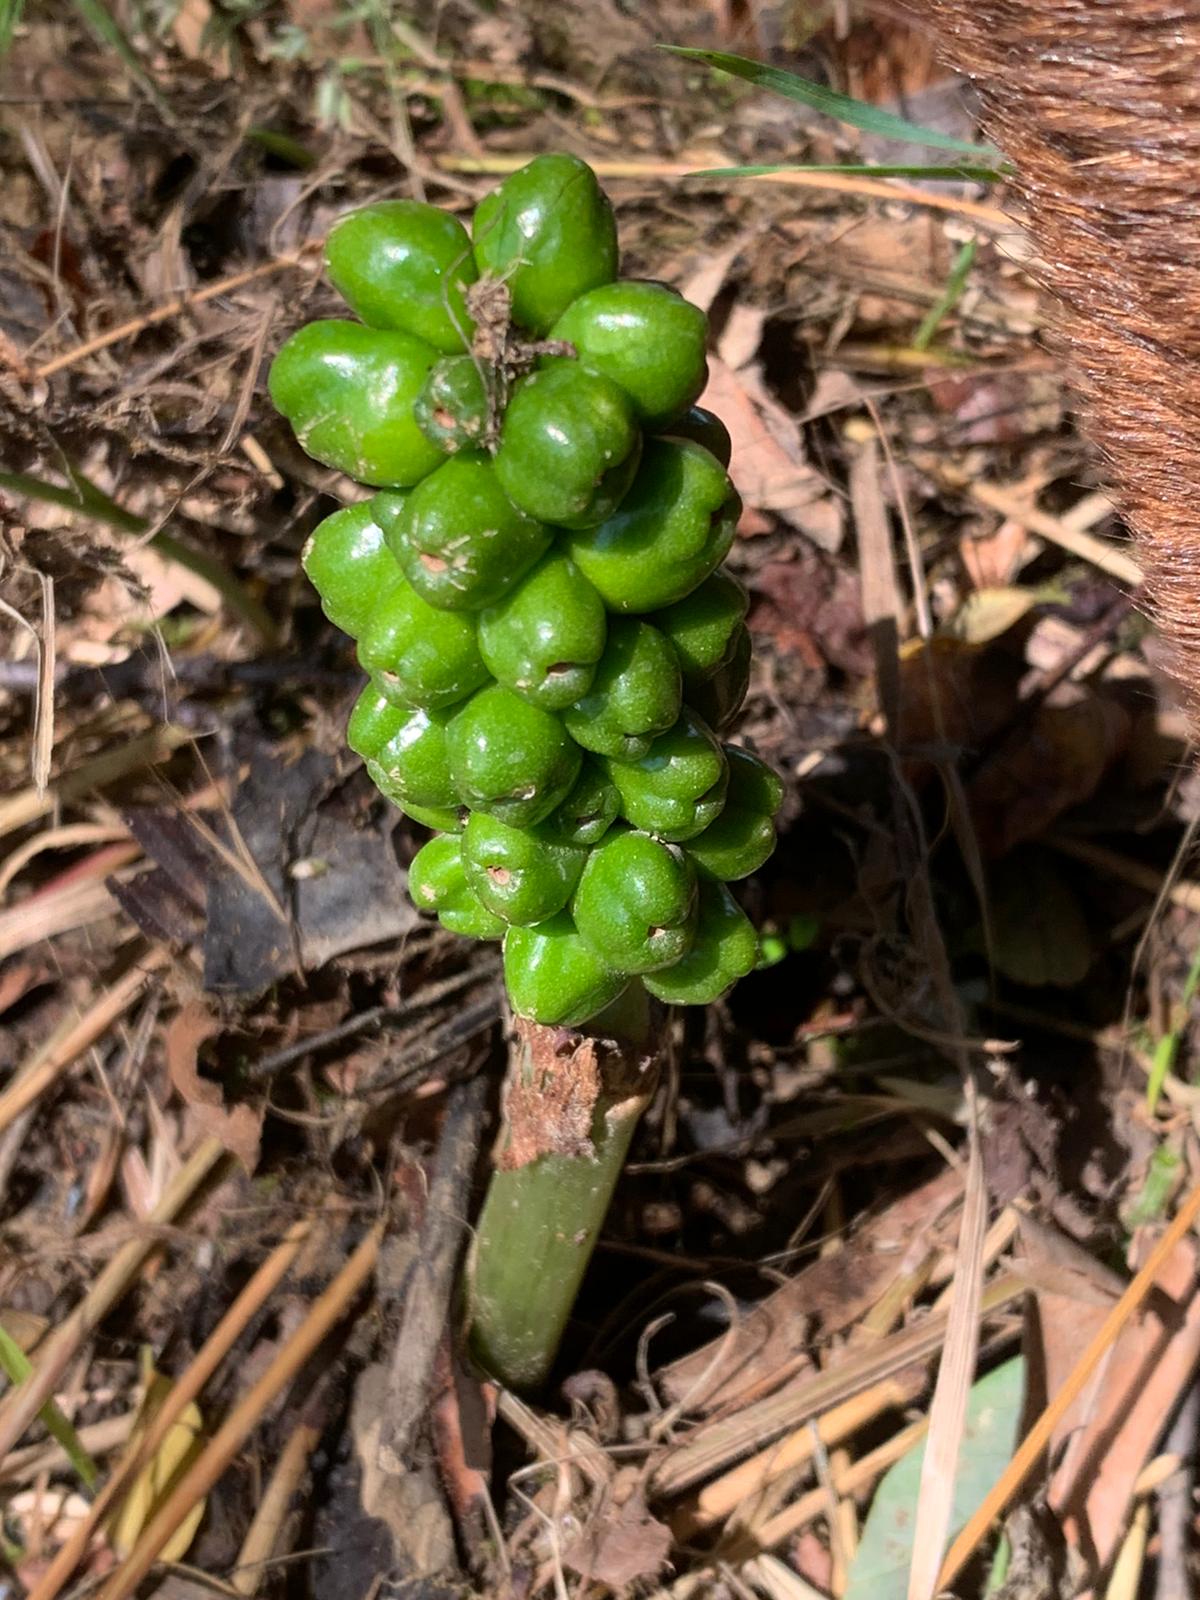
<box><xmin>24</xmin><ymin>1217</ymin><xmax>315</xmax><ymax>1600</ymax></box>
<box><xmin>94</xmin><ymin>1223</ymin><xmax>383</xmax><ymax>1600</ymax></box>
<box><xmin>231</xmin><ymin>1372</ymin><xmax>330</xmax><ymax>1596</ymax></box>
<box><xmin>31</xmin><ymin>246</ymin><xmax>322</xmax><ymax>380</ymax></box>
<box><xmin>245</xmin><ymin>965</ymin><xmax>497</xmax><ymax>1080</ymax></box>
<box><xmin>378</xmin><ymin>1073</ymin><xmax>488</xmax><ymax>1472</ymax></box>
<box><xmin>0</xmin><ymin>943</ymin><xmax>170</xmax><ymax>1136</ymax></box>
<box><xmin>965</xmin><ymin>478</ymin><xmax>1142</xmax><ymax>588</ymax></box>
<box><xmin>1155</xmin><ymin>1375</ymin><xmax>1199</xmax><ymax>1600</ymax></box>
<box><xmin>0</xmin><ymin>1136</ymin><xmax>226</xmax><ymax>1466</ymax></box>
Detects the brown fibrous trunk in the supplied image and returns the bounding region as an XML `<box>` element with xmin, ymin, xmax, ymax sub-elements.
<box><xmin>915</xmin><ymin>0</ymin><xmax>1200</xmax><ymax>712</ymax></box>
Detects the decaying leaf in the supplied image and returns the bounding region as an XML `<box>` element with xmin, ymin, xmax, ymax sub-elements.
<box><xmin>699</xmin><ymin>352</ymin><xmax>843</xmax><ymax>551</ymax></box>
<box><xmin>108</xmin><ymin>1353</ymin><xmax>206</xmax><ymax>1564</ymax></box>
<box><xmin>987</xmin><ymin>847</ymin><xmax>1093</xmax><ymax>988</ymax></box>
<box><xmin>564</xmin><ymin>1483</ymin><xmax>672</xmax><ymax>1591</ymax></box>
<box><xmin>967</xmin><ymin>694</ymin><xmax>1132</xmax><ymax>856</ymax></box>
<box><xmin>166</xmin><ymin>1003</ymin><xmax>263</xmax><ymax>1173</ymax></box>
<box><xmin>946</xmin><ymin>585</ymin><xmax>1042</xmax><ymax>645</ymax></box>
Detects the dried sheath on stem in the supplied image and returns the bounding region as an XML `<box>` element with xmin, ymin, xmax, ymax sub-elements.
<box><xmin>915</xmin><ymin>0</ymin><xmax>1200</xmax><ymax>713</ymax></box>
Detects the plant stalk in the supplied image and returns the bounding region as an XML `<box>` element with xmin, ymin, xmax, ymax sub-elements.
<box><xmin>468</xmin><ymin>983</ymin><xmax>661</xmax><ymax>1390</ymax></box>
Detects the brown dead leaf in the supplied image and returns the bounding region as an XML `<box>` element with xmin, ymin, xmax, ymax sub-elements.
<box><xmin>1048</xmin><ymin>1238</ymin><xmax>1200</xmax><ymax>1575</ymax></box>
<box><xmin>897</xmin><ymin>636</ymin><xmax>1023</xmax><ymax>769</ymax></box>
<box><xmin>966</xmin><ymin>693</ymin><xmax>1132</xmax><ymax>857</ymax></box>
<box><xmin>165</xmin><ymin>1003</ymin><xmax>262</xmax><ymax>1174</ymax></box>
<box><xmin>564</xmin><ymin>1482</ymin><xmax>671</xmax><ymax>1591</ymax></box>
<box><xmin>658</xmin><ymin>1166</ymin><xmax>963</xmax><ymax>1412</ymax></box>
<box><xmin>496</xmin><ymin>1018</ymin><xmax>600</xmax><ymax>1170</ymax></box>
<box><xmin>699</xmin><ymin>356</ymin><xmax>843</xmax><ymax>551</ymax></box>
<box><xmin>751</xmin><ymin>554</ymin><xmax>873</xmax><ymax>677</ymax></box>
<box><xmin>960</xmin><ymin>519</ymin><xmax>1033</xmax><ymax>590</ymax></box>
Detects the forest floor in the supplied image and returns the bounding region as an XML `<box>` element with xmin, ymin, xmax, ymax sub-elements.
<box><xmin>1</xmin><ymin>3</ymin><xmax>1198</xmax><ymax>1598</ymax></box>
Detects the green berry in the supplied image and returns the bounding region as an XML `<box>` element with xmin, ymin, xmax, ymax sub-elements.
<box><xmin>686</xmin><ymin>746</ymin><xmax>782</xmax><ymax>880</ymax></box>
<box><xmin>503</xmin><ymin>912</ymin><xmax>627</xmax><ymax>1026</ymax></box>
<box><xmin>548</xmin><ymin>281</ymin><xmax>708</xmax><ymax>428</ymax></box>
<box><xmin>562</xmin><ymin>617</ymin><xmax>681</xmax><ymax>760</ymax></box>
<box><xmin>347</xmin><ymin>681</ymin><xmax>405</xmax><ymax>762</ymax></box>
<box><xmin>446</xmin><ymin>684</ymin><xmax>581</xmax><ymax>828</ymax></box>
<box><xmin>665</xmin><ymin>404</ymin><xmax>732</xmax><ymax>468</ymax></box>
<box><xmin>462</xmin><ymin>812</ymin><xmax>587</xmax><ymax>926</ymax></box>
<box><xmin>393</xmin><ymin>797</ymin><xmax>465</xmax><ymax>832</ymax></box>
<box><xmin>478</xmin><ymin>551</ymin><xmax>607</xmax><ymax>710</ymax></box>
<box><xmin>653</xmin><ymin>569</ymin><xmax>748</xmax><ymax>685</ymax></box>
<box><xmin>643</xmin><ymin>875</ymin><xmax>758</xmax><ymax>1005</ymax></box>
<box><xmin>357</xmin><ymin>568</ymin><xmax>488</xmax><ymax>709</ymax></box>
<box><xmin>268</xmin><ymin>320</ymin><xmax>442</xmax><ymax>487</ymax></box>
<box><xmin>364</xmin><ymin>702</ymin><xmax>457</xmax><ymax>810</ymax></box>
<box><xmin>546</xmin><ymin>759</ymin><xmax>620</xmax><ymax>847</ymax></box>
<box><xmin>564</xmin><ymin>437</ymin><xmax>740</xmax><ymax>611</ymax></box>
<box><xmin>494</xmin><ymin>362</ymin><xmax>641</xmax><ymax>530</ymax></box>
<box><xmin>572</xmin><ymin>829</ymin><xmax>697</xmax><ymax>973</ymax></box>
<box><xmin>408</xmin><ymin>835</ymin><xmax>505</xmax><ymax>940</ymax></box>
<box><xmin>413</xmin><ymin>355</ymin><xmax>493</xmax><ymax>454</ymax></box>
<box><xmin>387</xmin><ymin>454</ymin><xmax>551</xmax><ymax>611</ymax></box>
<box><xmin>302</xmin><ymin>497</ymin><xmax>404</xmax><ymax>639</ymax></box>
<box><xmin>606</xmin><ymin>708</ymin><xmax>729</xmax><ymax>842</ymax></box>
<box><xmin>472</xmin><ymin>153</ymin><xmax>618</xmax><ymax>334</ymax></box>
<box><xmin>687</xmin><ymin>623</ymin><xmax>751</xmax><ymax>732</ymax></box>
<box><xmin>325</xmin><ymin>199</ymin><xmax>477</xmax><ymax>352</ymax></box>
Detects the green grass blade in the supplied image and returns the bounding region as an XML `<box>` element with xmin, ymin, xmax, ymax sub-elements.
<box><xmin>914</xmin><ymin>238</ymin><xmax>979</xmax><ymax>349</ymax></box>
<box><xmin>685</xmin><ymin>160</ymin><xmax>1007</xmax><ymax>184</ymax></box>
<box><xmin>0</xmin><ymin>1323</ymin><xmax>99</xmax><ymax>1489</ymax></box>
<box><xmin>665</xmin><ymin>47</ymin><xmax>1000</xmax><ymax>160</ymax></box>
<box><xmin>0</xmin><ymin>0</ymin><xmax>25</xmax><ymax>54</ymax></box>
<box><xmin>72</xmin><ymin>0</ymin><xmax>172</xmax><ymax>113</ymax></box>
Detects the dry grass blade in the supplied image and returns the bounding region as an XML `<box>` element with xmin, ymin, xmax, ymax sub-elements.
<box><xmin>31</xmin><ymin>247</ymin><xmax>322</xmax><ymax>379</ymax></box>
<box><xmin>906</xmin><ymin>1093</ymin><xmax>987</xmax><ymax>1600</ymax></box>
<box><xmin>33</xmin><ymin>570</ymin><xmax>54</xmax><ymax>796</ymax></box>
<box><xmin>0</xmin><ymin>724</ymin><xmax>190</xmax><ymax>840</ymax></box>
<box><xmin>652</xmin><ymin>1275</ymin><xmax>1023</xmax><ymax>1497</ymax></box>
<box><xmin>230</xmin><ymin>1389</ymin><xmax>326</xmax><ymax>1595</ymax></box>
<box><xmin>674</xmin><ymin>1381</ymin><xmax>911</xmax><ymax>1536</ymax></box>
<box><xmin>0</xmin><ymin>943</ymin><xmax>169</xmax><ymax>1135</ymax></box>
<box><xmin>437</xmin><ymin>154</ymin><xmax>1013</xmax><ymax>229</ymax></box>
<box><xmin>937</xmin><ymin>1180</ymin><xmax>1200</xmax><ymax>1589</ymax></box>
<box><xmin>965</xmin><ymin>479</ymin><xmax>1142</xmax><ymax>587</ymax></box>
<box><xmin>755</xmin><ymin>1418</ymin><xmax>931</xmax><ymax>1554</ymax></box>
<box><xmin>851</xmin><ymin>432</ymin><xmax>903</xmax><ymax>729</ymax></box>
<box><xmin>0</xmin><ymin>842</ymin><xmax>141</xmax><ymax>960</ymax></box>
<box><xmin>94</xmin><ymin>1223</ymin><xmax>383</xmax><ymax>1600</ymax></box>
<box><xmin>0</xmin><ymin>1136</ymin><xmax>225</xmax><ymax>1465</ymax></box>
<box><xmin>24</xmin><ymin>1217</ymin><xmax>315</xmax><ymax>1600</ymax></box>
<box><xmin>0</xmin><ymin>822</ymin><xmax>132</xmax><ymax>898</ymax></box>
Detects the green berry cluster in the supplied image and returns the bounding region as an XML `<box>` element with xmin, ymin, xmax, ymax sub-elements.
<box><xmin>271</xmin><ymin>154</ymin><xmax>782</xmax><ymax>1027</ymax></box>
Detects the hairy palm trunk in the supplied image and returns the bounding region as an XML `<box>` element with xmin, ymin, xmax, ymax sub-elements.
<box><xmin>914</xmin><ymin>0</ymin><xmax>1200</xmax><ymax>714</ymax></box>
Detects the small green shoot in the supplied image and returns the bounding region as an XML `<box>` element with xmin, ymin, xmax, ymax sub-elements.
<box><xmin>1125</xmin><ymin>1143</ymin><xmax>1184</xmax><ymax>1230</ymax></box>
<box><xmin>1145</xmin><ymin>937</ymin><xmax>1200</xmax><ymax>1111</ymax></box>
<box><xmin>913</xmin><ymin>238</ymin><xmax>978</xmax><ymax>350</ymax></box>
<box><xmin>0</xmin><ymin>0</ymin><xmax>24</xmax><ymax>53</ymax></box>
<box><xmin>0</xmin><ymin>1321</ymin><xmax>99</xmax><ymax>1489</ymax></box>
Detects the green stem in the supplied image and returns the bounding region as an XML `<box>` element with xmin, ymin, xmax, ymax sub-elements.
<box><xmin>468</xmin><ymin>984</ymin><xmax>661</xmax><ymax>1390</ymax></box>
<box><xmin>0</xmin><ymin>468</ymin><xmax>281</xmax><ymax>648</ymax></box>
